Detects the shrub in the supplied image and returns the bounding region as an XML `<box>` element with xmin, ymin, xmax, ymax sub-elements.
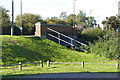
<box><xmin>77</xmin><ymin>27</ymin><xmax>105</xmax><ymax>42</ymax></box>
<box><xmin>89</xmin><ymin>30</ymin><xmax>119</xmax><ymax>60</ymax></box>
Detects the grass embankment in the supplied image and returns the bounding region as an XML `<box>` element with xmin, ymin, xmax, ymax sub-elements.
<box><xmin>1</xmin><ymin>35</ymin><xmax>118</xmax><ymax>78</ymax></box>
<box><xmin>2</xmin><ymin>35</ymin><xmax>116</xmax><ymax>65</ymax></box>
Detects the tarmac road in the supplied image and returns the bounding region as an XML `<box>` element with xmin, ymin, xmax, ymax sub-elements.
<box><xmin>17</xmin><ymin>72</ymin><xmax>119</xmax><ymax>78</ymax></box>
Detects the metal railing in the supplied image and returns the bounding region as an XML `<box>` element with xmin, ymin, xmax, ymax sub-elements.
<box><xmin>46</xmin><ymin>28</ymin><xmax>88</xmax><ymax>52</ymax></box>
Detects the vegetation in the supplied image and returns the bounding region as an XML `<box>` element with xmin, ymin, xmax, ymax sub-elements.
<box><xmin>89</xmin><ymin>30</ymin><xmax>119</xmax><ymax>60</ymax></box>
<box><xmin>15</xmin><ymin>13</ymin><xmax>43</xmax><ymax>35</ymax></box>
<box><xmin>44</xmin><ymin>16</ymin><xmax>68</xmax><ymax>26</ymax></box>
<box><xmin>0</xmin><ymin>6</ymin><xmax>11</xmax><ymax>35</ymax></box>
<box><xmin>2</xmin><ymin>63</ymin><xmax>118</xmax><ymax>78</ymax></box>
<box><xmin>60</xmin><ymin>11</ymin><xmax>67</xmax><ymax>20</ymax></box>
<box><xmin>77</xmin><ymin>27</ymin><xmax>105</xmax><ymax>42</ymax></box>
<box><xmin>1</xmin><ymin>6</ymin><xmax>120</xmax><ymax>78</ymax></box>
<box><xmin>77</xmin><ymin>22</ymin><xmax>119</xmax><ymax>60</ymax></box>
<box><xmin>2</xmin><ymin>35</ymin><xmax>116</xmax><ymax>66</ymax></box>
<box><xmin>1</xmin><ymin>35</ymin><xmax>118</xmax><ymax>78</ymax></box>
<box><xmin>1</xmin><ymin>5</ymin><xmax>97</xmax><ymax>35</ymax></box>
<box><xmin>102</xmin><ymin>16</ymin><xmax>120</xmax><ymax>31</ymax></box>
<box><xmin>45</xmin><ymin>10</ymin><xmax>97</xmax><ymax>28</ymax></box>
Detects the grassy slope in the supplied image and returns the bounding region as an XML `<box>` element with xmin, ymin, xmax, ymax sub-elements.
<box><xmin>1</xmin><ymin>35</ymin><xmax>116</xmax><ymax>65</ymax></box>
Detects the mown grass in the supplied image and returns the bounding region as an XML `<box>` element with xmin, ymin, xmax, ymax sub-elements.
<box><xmin>2</xmin><ymin>35</ymin><xmax>116</xmax><ymax>65</ymax></box>
<box><xmin>1</xmin><ymin>63</ymin><xmax>119</xmax><ymax>78</ymax></box>
<box><xmin>1</xmin><ymin>35</ymin><xmax>119</xmax><ymax>78</ymax></box>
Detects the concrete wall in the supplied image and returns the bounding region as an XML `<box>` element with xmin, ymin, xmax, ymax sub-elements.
<box><xmin>35</xmin><ymin>22</ymin><xmax>77</xmax><ymax>39</ymax></box>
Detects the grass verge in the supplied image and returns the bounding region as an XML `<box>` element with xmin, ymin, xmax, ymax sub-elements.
<box><xmin>2</xmin><ymin>63</ymin><xmax>119</xmax><ymax>78</ymax></box>
<box><xmin>1</xmin><ymin>35</ymin><xmax>119</xmax><ymax>78</ymax></box>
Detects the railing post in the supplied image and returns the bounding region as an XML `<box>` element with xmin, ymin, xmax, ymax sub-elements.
<box><xmin>19</xmin><ymin>62</ymin><xmax>22</xmax><ymax>70</ymax></box>
<box><xmin>71</xmin><ymin>39</ymin><xmax>73</xmax><ymax>49</ymax></box>
<box><xmin>116</xmin><ymin>63</ymin><xmax>119</xmax><ymax>69</ymax></box>
<box><xmin>58</xmin><ymin>33</ymin><xmax>60</xmax><ymax>45</ymax></box>
<box><xmin>81</xmin><ymin>61</ymin><xmax>84</xmax><ymax>68</ymax></box>
<box><xmin>47</xmin><ymin>61</ymin><xmax>50</xmax><ymax>67</ymax></box>
<box><xmin>45</xmin><ymin>26</ymin><xmax>48</xmax><ymax>38</ymax></box>
<box><xmin>40</xmin><ymin>60</ymin><xmax>43</xmax><ymax>67</ymax></box>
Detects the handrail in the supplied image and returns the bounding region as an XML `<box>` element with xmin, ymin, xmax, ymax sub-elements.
<box><xmin>46</xmin><ymin>27</ymin><xmax>88</xmax><ymax>52</ymax></box>
<box><xmin>75</xmin><ymin>40</ymin><xmax>88</xmax><ymax>46</ymax></box>
<box><xmin>48</xmin><ymin>33</ymin><xmax>87</xmax><ymax>52</ymax></box>
<box><xmin>47</xmin><ymin>28</ymin><xmax>88</xmax><ymax>47</ymax></box>
<box><xmin>47</xmin><ymin>28</ymin><xmax>74</xmax><ymax>40</ymax></box>
<box><xmin>47</xmin><ymin>34</ymin><xmax>74</xmax><ymax>46</ymax></box>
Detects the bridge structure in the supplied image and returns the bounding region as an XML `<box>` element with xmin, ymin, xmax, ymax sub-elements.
<box><xmin>35</xmin><ymin>22</ymin><xmax>88</xmax><ymax>52</ymax></box>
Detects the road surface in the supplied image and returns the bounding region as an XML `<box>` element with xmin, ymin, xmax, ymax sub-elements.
<box><xmin>16</xmin><ymin>72</ymin><xmax>119</xmax><ymax>78</ymax></box>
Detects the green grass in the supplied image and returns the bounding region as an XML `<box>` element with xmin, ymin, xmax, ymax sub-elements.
<box><xmin>2</xmin><ymin>35</ymin><xmax>117</xmax><ymax>65</ymax></box>
<box><xmin>1</xmin><ymin>35</ymin><xmax>119</xmax><ymax>78</ymax></box>
<box><xmin>1</xmin><ymin>63</ymin><xmax>119</xmax><ymax>78</ymax></box>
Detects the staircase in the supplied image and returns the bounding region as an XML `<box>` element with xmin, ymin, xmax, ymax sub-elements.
<box><xmin>46</xmin><ymin>27</ymin><xmax>88</xmax><ymax>52</ymax></box>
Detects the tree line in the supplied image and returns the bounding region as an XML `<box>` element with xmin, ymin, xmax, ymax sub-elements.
<box><xmin>1</xmin><ymin>6</ymin><xmax>97</xmax><ymax>35</ymax></box>
<box><xmin>1</xmin><ymin>6</ymin><xmax>120</xmax><ymax>35</ymax></box>
<box><xmin>1</xmin><ymin>6</ymin><xmax>120</xmax><ymax>60</ymax></box>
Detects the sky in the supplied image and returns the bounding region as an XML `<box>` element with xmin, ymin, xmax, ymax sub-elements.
<box><xmin>0</xmin><ymin>0</ymin><xmax>120</xmax><ymax>28</ymax></box>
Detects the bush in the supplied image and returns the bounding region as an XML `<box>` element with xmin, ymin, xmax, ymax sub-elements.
<box><xmin>89</xmin><ymin>30</ymin><xmax>119</xmax><ymax>60</ymax></box>
<box><xmin>77</xmin><ymin>27</ymin><xmax>105</xmax><ymax>42</ymax></box>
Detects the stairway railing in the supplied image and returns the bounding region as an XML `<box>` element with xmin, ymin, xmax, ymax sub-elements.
<box><xmin>46</xmin><ymin>27</ymin><xmax>88</xmax><ymax>52</ymax></box>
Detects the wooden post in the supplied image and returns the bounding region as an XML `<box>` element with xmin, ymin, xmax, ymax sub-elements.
<box><xmin>116</xmin><ymin>63</ymin><xmax>119</xmax><ymax>69</ymax></box>
<box><xmin>47</xmin><ymin>61</ymin><xmax>50</xmax><ymax>67</ymax></box>
<box><xmin>19</xmin><ymin>62</ymin><xmax>22</xmax><ymax>70</ymax></box>
<box><xmin>40</xmin><ymin>60</ymin><xmax>43</xmax><ymax>67</ymax></box>
<box><xmin>81</xmin><ymin>61</ymin><xmax>84</xmax><ymax>68</ymax></box>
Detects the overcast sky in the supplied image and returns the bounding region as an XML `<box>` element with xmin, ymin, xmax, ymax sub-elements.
<box><xmin>0</xmin><ymin>0</ymin><xmax>120</xmax><ymax>27</ymax></box>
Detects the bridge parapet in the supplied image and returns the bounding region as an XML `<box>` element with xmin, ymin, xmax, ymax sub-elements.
<box><xmin>35</xmin><ymin>22</ymin><xmax>77</xmax><ymax>39</ymax></box>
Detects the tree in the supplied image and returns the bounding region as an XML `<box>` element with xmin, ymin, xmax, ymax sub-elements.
<box><xmin>15</xmin><ymin>13</ymin><xmax>43</xmax><ymax>34</ymax></box>
<box><xmin>0</xmin><ymin>6</ymin><xmax>11</xmax><ymax>34</ymax></box>
<box><xmin>60</xmin><ymin>11</ymin><xmax>67</xmax><ymax>20</ymax></box>
<box><xmin>89</xmin><ymin>16</ymin><xmax>96</xmax><ymax>27</ymax></box>
<box><xmin>76</xmin><ymin>10</ymin><xmax>86</xmax><ymax>25</ymax></box>
<box><xmin>45</xmin><ymin>16</ymin><xmax>60</xmax><ymax>24</ymax></box>
<box><xmin>45</xmin><ymin>16</ymin><xmax>68</xmax><ymax>25</ymax></box>
<box><xmin>102</xmin><ymin>16</ymin><xmax>120</xmax><ymax>31</ymax></box>
<box><xmin>108</xmin><ymin>16</ymin><xmax>120</xmax><ymax>30</ymax></box>
<box><xmin>75</xmin><ymin>10</ymin><xmax>96</xmax><ymax>30</ymax></box>
<box><xmin>67</xmin><ymin>14</ymin><xmax>75</xmax><ymax>26</ymax></box>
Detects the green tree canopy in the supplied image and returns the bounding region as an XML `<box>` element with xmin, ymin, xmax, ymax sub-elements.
<box><xmin>45</xmin><ymin>16</ymin><xmax>68</xmax><ymax>25</ymax></box>
<box><xmin>75</xmin><ymin>10</ymin><xmax>96</xmax><ymax>28</ymax></box>
<box><xmin>76</xmin><ymin>10</ymin><xmax>86</xmax><ymax>25</ymax></box>
<box><xmin>60</xmin><ymin>11</ymin><xmax>67</xmax><ymax>20</ymax></box>
<box><xmin>15</xmin><ymin>13</ymin><xmax>43</xmax><ymax>34</ymax></box>
<box><xmin>102</xmin><ymin>16</ymin><xmax>120</xmax><ymax>31</ymax></box>
<box><xmin>66</xmin><ymin>14</ymin><xmax>75</xmax><ymax>26</ymax></box>
<box><xmin>0</xmin><ymin>6</ymin><xmax>11</xmax><ymax>34</ymax></box>
<box><xmin>108</xmin><ymin>16</ymin><xmax>120</xmax><ymax>30</ymax></box>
